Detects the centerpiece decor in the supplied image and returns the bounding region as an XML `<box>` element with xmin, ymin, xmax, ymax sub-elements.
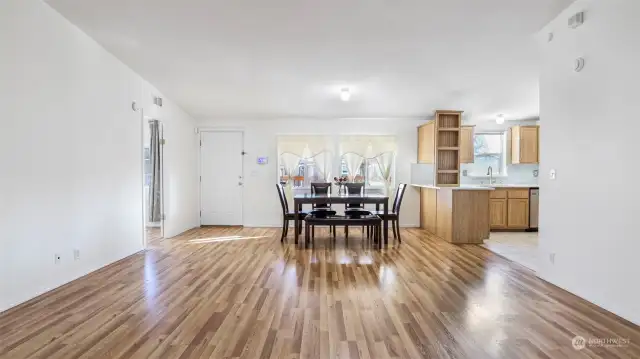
<box><xmin>333</xmin><ymin>176</ymin><xmax>348</xmax><ymax>195</ymax></box>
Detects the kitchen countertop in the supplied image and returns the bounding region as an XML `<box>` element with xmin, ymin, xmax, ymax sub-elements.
<box><xmin>410</xmin><ymin>184</ymin><xmax>494</xmax><ymax>191</ymax></box>
<box><xmin>483</xmin><ymin>184</ymin><xmax>539</xmax><ymax>188</ymax></box>
<box><xmin>410</xmin><ymin>183</ymin><xmax>538</xmax><ymax>190</ymax></box>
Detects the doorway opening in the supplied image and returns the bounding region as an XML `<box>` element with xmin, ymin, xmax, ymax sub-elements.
<box><xmin>143</xmin><ymin>118</ymin><xmax>164</xmax><ymax>245</ymax></box>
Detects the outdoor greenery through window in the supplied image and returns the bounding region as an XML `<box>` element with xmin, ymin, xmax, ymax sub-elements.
<box><xmin>471</xmin><ymin>132</ymin><xmax>506</xmax><ymax>176</ymax></box>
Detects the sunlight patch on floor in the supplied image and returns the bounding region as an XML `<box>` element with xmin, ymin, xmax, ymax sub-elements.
<box><xmin>188</xmin><ymin>235</ymin><xmax>269</xmax><ymax>244</ymax></box>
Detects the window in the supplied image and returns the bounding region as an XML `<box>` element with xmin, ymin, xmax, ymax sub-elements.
<box><xmin>339</xmin><ymin>135</ymin><xmax>396</xmax><ymax>189</ymax></box>
<box><xmin>277</xmin><ymin>135</ymin><xmax>333</xmax><ymax>189</ymax></box>
<box><xmin>471</xmin><ymin>132</ymin><xmax>506</xmax><ymax>176</ymax></box>
<box><xmin>277</xmin><ymin>135</ymin><xmax>396</xmax><ymax>190</ymax></box>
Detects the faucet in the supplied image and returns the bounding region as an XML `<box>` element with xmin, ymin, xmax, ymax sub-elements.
<box><xmin>487</xmin><ymin>166</ymin><xmax>494</xmax><ymax>185</ymax></box>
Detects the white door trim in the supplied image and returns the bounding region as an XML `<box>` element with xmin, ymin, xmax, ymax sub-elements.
<box><xmin>198</xmin><ymin>129</ymin><xmax>245</xmax><ymax>226</ymax></box>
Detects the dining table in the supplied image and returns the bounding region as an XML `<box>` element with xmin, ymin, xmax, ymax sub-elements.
<box><xmin>293</xmin><ymin>193</ymin><xmax>390</xmax><ymax>247</ymax></box>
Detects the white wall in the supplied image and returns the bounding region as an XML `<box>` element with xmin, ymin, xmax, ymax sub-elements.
<box><xmin>0</xmin><ymin>0</ymin><xmax>198</xmax><ymax>312</ymax></box>
<box><xmin>537</xmin><ymin>0</ymin><xmax>640</xmax><ymax>324</ymax></box>
<box><xmin>197</xmin><ymin>118</ymin><xmax>424</xmax><ymax>228</ymax></box>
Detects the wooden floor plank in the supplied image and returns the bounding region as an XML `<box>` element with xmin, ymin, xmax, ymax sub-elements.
<box><xmin>1</xmin><ymin>227</ymin><xmax>639</xmax><ymax>359</ymax></box>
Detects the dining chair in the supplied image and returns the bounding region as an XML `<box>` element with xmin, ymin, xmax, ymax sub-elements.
<box><xmin>371</xmin><ymin>183</ymin><xmax>407</xmax><ymax>243</ymax></box>
<box><xmin>344</xmin><ymin>183</ymin><xmax>366</xmax><ymax>210</ymax></box>
<box><xmin>343</xmin><ymin>182</ymin><xmax>368</xmax><ymax>238</ymax></box>
<box><xmin>276</xmin><ymin>183</ymin><xmax>308</xmax><ymax>242</ymax></box>
<box><xmin>310</xmin><ymin>182</ymin><xmax>332</xmax><ymax>210</ymax></box>
<box><xmin>310</xmin><ymin>182</ymin><xmax>334</xmax><ymax>235</ymax></box>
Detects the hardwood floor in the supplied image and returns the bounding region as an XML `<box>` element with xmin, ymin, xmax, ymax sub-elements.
<box><xmin>1</xmin><ymin>227</ymin><xmax>638</xmax><ymax>359</ymax></box>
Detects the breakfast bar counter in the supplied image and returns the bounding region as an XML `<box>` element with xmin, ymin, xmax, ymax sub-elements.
<box><xmin>411</xmin><ymin>184</ymin><xmax>492</xmax><ymax>244</ymax></box>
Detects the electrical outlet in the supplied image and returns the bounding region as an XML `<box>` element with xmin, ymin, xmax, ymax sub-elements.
<box><xmin>54</xmin><ymin>254</ymin><xmax>61</xmax><ymax>264</ymax></box>
<box><xmin>549</xmin><ymin>169</ymin><xmax>556</xmax><ymax>180</ymax></box>
<box><xmin>549</xmin><ymin>253</ymin><xmax>556</xmax><ymax>264</ymax></box>
<box><xmin>73</xmin><ymin>249</ymin><xmax>80</xmax><ymax>261</ymax></box>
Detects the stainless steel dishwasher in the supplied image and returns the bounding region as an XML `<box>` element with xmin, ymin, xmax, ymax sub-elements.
<box><xmin>529</xmin><ymin>188</ymin><xmax>539</xmax><ymax>231</ymax></box>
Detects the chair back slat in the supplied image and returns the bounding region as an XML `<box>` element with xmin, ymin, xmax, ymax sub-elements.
<box><xmin>276</xmin><ymin>183</ymin><xmax>289</xmax><ymax>214</ymax></box>
<box><xmin>393</xmin><ymin>183</ymin><xmax>408</xmax><ymax>214</ymax></box>
<box><xmin>344</xmin><ymin>182</ymin><xmax>364</xmax><ymax>195</ymax></box>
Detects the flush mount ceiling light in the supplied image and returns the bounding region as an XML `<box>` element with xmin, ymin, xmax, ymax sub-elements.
<box><xmin>496</xmin><ymin>114</ymin><xmax>506</xmax><ymax>124</ymax></box>
<box><xmin>340</xmin><ymin>88</ymin><xmax>351</xmax><ymax>102</ymax></box>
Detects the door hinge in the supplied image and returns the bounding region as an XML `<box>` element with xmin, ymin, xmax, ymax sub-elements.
<box><xmin>200</xmin><ymin>176</ymin><xmax>202</xmax><ymax>182</ymax></box>
<box><xmin>160</xmin><ymin>139</ymin><xmax>166</xmax><ymax>145</ymax></box>
<box><xmin>200</xmin><ymin>140</ymin><xmax>202</xmax><ymax>146</ymax></box>
<box><xmin>199</xmin><ymin>210</ymin><xmax>202</xmax><ymax>217</ymax></box>
<box><xmin>161</xmin><ymin>213</ymin><xmax>166</xmax><ymax>220</ymax></box>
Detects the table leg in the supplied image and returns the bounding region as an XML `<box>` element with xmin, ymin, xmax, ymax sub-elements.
<box><xmin>294</xmin><ymin>200</ymin><xmax>299</xmax><ymax>245</ymax></box>
<box><xmin>383</xmin><ymin>201</ymin><xmax>388</xmax><ymax>248</ymax></box>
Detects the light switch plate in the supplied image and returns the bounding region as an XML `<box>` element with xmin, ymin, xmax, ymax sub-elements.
<box><xmin>549</xmin><ymin>169</ymin><xmax>556</xmax><ymax>180</ymax></box>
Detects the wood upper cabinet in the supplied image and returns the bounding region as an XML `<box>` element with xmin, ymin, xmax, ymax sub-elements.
<box><xmin>507</xmin><ymin>198</ymin><xmax>530</xmax><ymax>228</ymax></box>
<box><xmin>459</xmin><ymin>126</ymin><xmax>474</xmax><ymax>163</ymax></box>
<box><xmin>511</xmin><ymin>125</ymin><xmax>539</xmax><ymax>164</ymax></box>
<box><xmin>490</xmin><ymin>199</ymin><xmax>507</xmax><ymax>228</ymax></box>
<box><xmin>417</xmin><ymin>122</ymin><xmax>435</xmax><ymax>164</ymax></box>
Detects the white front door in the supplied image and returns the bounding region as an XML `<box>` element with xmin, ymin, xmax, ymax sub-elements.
<box><xmin>200</xmin><ymin>131</ymin><xmax>244</xmax><ymax>225</ymax></box>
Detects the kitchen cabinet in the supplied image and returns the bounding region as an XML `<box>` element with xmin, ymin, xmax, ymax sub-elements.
<box><xmin>490</xmin><ymin>189</ymin><xmax>531</xmax><ymax>229</ymax></box>
<box><xmin>417</xmin><ymin>111</ymin><xmax>463</xmax><ymax>186</ymax></box>
<box><xmin>511</xmin><ymin>125</ymin><xmax>539</xmax><ymax>164</ymax></box>
<box><xmin>489</xmin><ymin>199</ymin><xmax>507</xmax><ymax>228</ymax></box>
<box><xmin>507</xmin><ymin>198</ymin><xmax>530</xmax><ymax>228</ymax></box>
<box><xmin>459</xmin><ymin>126</ymin><xmax>474</xmax><ymax>163</ymax></box>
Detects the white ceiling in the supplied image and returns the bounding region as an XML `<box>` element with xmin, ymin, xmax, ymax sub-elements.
<box><xmin>46</xmin><ymin>0</ymin><xmax>572</xmax><ymax>121</ymax></box>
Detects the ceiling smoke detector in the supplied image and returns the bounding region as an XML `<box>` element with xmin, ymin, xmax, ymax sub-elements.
<box><xmin>340</xmin><ymin>88</ymin><xmax>351</xmax><ymax>102</ymax></box>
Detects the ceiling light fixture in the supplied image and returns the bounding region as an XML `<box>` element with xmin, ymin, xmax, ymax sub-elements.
<box><xmin>340</xmin><ymin>88</ymin><xmax>351</xmax><ymax>102</ymax></box>
<box><xmin>496</xmin><ymin>114</ymin><xmax>505</xmax><ymax>124</ymax></box>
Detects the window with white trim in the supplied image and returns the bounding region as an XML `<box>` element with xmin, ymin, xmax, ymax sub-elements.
<box><xmin>470</xmin><ymin>132</ymin><xmax>507</xmax><ymax>176</ymax></box>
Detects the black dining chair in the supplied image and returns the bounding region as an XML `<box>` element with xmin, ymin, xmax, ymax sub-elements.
<box><xmin>343</xmin><ymin>183</ymin><xmax>366</xmax><ymax>211</ymax></box>
<box><xmin>371</xmin><ymin>183</ymin><xmax>407</xmax><ymax>243</ymax></box>
<box><xmin>310</xmin><ymin>182</ymin><xmax>335</xmax><ymax>235</ymax></box>
<box><xmin>310</xmin><ymin>182</ymin><xmax>332</xmax><ymax>210</ymax></box>
<box><xmin>343</xmin><ymin>182</ymin><xmax>369</xmax><ymax>238</ymax></box>
<box><xmin>276</xmin><ymin>183</ymin><xmax>308</xmax><ymax>242</ymax></box>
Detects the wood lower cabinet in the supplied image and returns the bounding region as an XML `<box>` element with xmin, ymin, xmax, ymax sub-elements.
<box><xmin>490</xmin><ymin>189</ymin><xmax>531</xmax><ymax>230</ymax></box>
<box><xmin>507</xmin><ymin>198</ymin><xmax>530</xmax><ymax>229</ymax></box>
<box><xmin>490</xmin><ymin>199</ymin><xmax>508</xmax><ymax>229</ymax></box>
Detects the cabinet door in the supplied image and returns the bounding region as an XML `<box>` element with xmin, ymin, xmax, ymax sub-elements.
<box><xmin>459</xmin><ymin>126</ymin><xmax>474</xmax><ymax>163</ymax></box>
<box><xmin>490</xmin><ymin>199</ymin><xmax>507</xmax><ymax>229</ymax></box>
<box><xmin>418</xmin><ymin>123</ymin><xmax>435</xmax><ymax>163</ymax></box>
<box><xmin>507</xmin><ymin>199</ymin><xmax>530</xmax><ymax>228</ymax></box>
<box><xmin>519</xmin><ymin>127</ymin><xmax>539</xmax><ymax>164</ymax></box>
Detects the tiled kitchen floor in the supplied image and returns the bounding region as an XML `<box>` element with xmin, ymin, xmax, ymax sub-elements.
<box><xmin>483</xmin><ymin>231</ymin><xmax>540</xmax><ymax>271</ymax></box>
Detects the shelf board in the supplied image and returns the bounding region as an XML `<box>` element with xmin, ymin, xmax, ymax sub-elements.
<box><xmin>437</xmin><ymin>147</ymin><xmax>459</xmax><ymax>150</ymax></box>
<box><xmin>437</xmin><ymin>170</ymin><xmax>459</xmax><ymax>173</ymax></box>
<box><xmin>437</xmin><ymin>128</ymin><xmax>460</xmax><ymax>132</ymax></box>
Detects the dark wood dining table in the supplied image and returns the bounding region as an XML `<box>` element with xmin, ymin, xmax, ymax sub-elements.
<box><xmin>293</xmin><ymin>193</ymin><xmax>390</xmax><ymax>247</ymax></box>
